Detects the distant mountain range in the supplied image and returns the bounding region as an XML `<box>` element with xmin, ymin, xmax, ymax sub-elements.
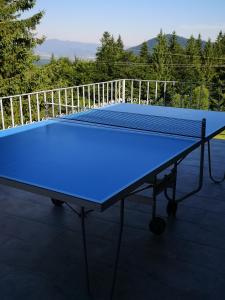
<box><xmin>35</xmin><ymin>39</ymin><xmax>99</xmax><ymax>60</ymax></box>
<box><xmin>127</xmin><ymin>34</ymin><xmax>206</xmax><ymax>54</ymax></box>
<box><xmin>35</xmin><ymin>35</ymin><xmax>207</xmax><ymax>63</ymax></box>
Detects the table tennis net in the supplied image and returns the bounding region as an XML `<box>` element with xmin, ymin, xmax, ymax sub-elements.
<box><xmin>59</xmin><ymin>109</ymin><xmax>205</xmax><ymax>138</ymax></box>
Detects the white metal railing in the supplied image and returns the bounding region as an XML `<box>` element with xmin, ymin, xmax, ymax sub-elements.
<box><xmin>0</xmin><ymin>79</ymin><xmax>126</xmax><ymax>130</ymax></box>
<box><xmin>0</xmin><ymin>78</ymin><xmax>213</xmax><ymax>130</ymax></box>
<box><xmin>124</xmin><ymin>79</ymin><xmax>177</xmax><ymax>104</ymax></box>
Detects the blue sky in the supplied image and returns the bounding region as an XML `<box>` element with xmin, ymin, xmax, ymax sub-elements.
<box><xmin>27</xmin><ymin>0</ymin><xmax>225</xmax><ymax>46</ymax></box>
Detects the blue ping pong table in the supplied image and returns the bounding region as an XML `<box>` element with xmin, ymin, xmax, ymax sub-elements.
<box><xmin>0</xmin><ymin>103</ymin><xmax>224</xmax><ymax>299</ymax></box>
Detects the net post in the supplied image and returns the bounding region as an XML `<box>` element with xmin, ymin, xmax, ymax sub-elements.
<box><xmin>201</xmin><ymin>118</ymin><xmax>206</xmax><ymax>140</ymax></box>
<box><xmin>199</xmin><ymin>118</ymin><xmax>206</xmax><ymax>187</ymax></box>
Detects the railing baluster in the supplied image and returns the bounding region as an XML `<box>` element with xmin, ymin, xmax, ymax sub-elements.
<box><xmin>131</xmin><ymin>80</ymin><xmax>134</xmax><ymax>103</ymax></box>
<box><xmin>44</xmin><ymin>92</ymin><xmax>48</xmax><ymax>119</ymax></box>
<box><xmin>10</xmin><ymin>97</ymin><xmax>15</xmax><ymax>127</ymax></box>
<box><xmin>98</xmin><ymin>84</ymin><xmax>100</xmax><ymax>106</ymax></box>
<box><xmin>71</xmin><ymin>88</ymin><xmax>74</xmax><ymax>113</ymax></box>
<box><xmin>19</xmin><ymin>96</ymin><xmax>24</xmax><ymax>125</ymax></box>
<box><xmin>163</xmin><ymin>82</ymin><xmax>167</xmax><ymax>106</ymax></box>
<box><xmin>65</xmin><ymin>89</ymin><xmax>68</xmax><ymax>114</ymax></box>
<box><xmin>82</xmin><ymin>86</ymin><xmax>85</xmax><ymax>108</ymax></box>
<box><xmin>115</xmin><ymin>81</ymin><xmax>117</xmax><ymax>102</ymax></box>
<box><xmin>28</xmin><ymin>94</ymin><xmax>32</xmax><ymax>122</ymax></box>
<box><xmin>122</xmin><ymin>79</ymin><xmax>126</xmax><ymax>103</ymax></box>
<box><xmin>147</xmin><ymin>81</ymin><xmax>149</xmax><ymax>105</ymax></box>
<box><xmin>77</xmin><ymin>87</ymin><xmax>80</xmax><ymax>111</ymax></box>
<box><xmin>88</xmin><ymin>85</ymin><xmax>91</xmax><ymax>108</ymax></box>
<box><xmin>0</xmin><ymin>98</ymin><xmax>5</xmax><ymax>130</ymax></box>
<box><xmin>36</xmin><ymin>94</ymin><xmax>40</xmax><ymax>121</ymax></box>
<box><xmin>119</xmin><ymin>80</ymin><xmax>121</xmax><ymax>100</ymax></box>
<box><xmin>139</xmin><ymin>80</ymin><xmax>141</xmax><ymax>104</ymax></box>
<box><xmin>111</xmin><ymin>82</ymin><xmax>113</xmax><ymax>102</ymax></box>
<box><xmin>102</xmin><ymin>83</ymin><xmax>105</xmax><ymax>106</ymax></box>
<box><xmin>58</xmin><ymin>90</ymin><xmax>61</xmax><ymax>115</ymax></box>
<box><xmin>107</xmin><ymin>82</ymin><xmax>109</xmax><ymax>104</ymax></box>
<box><xmin>155</xmin><ymin>81</ymin><xmax>158</xmax><ymax>101</ymax></box>
<box><xmin>93</xmin><ymin>84</ymin><xmax>96</xmax><ymax>108</ymax></box>
<box><xmin>51</xmin><ymin>91</ymin><xmax>55</xmax><ymax>117</ymax></box>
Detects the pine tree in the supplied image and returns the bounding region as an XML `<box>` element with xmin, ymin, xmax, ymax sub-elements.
<box><xmin>139</xmin><ymin>41</ymin><xmax>149</xmax><ymax>62</ymax></box>
<box><xmin>202</xmin><ymin>39</ymin><xmax>216</xmax><ymax>84</ymax></box>
<box><xmin>211</xmin><ymin>31</ymin><xmax>225</xmax><ymax>110</ymax></box>
<box><xmin>152</xmin><ymin>30</ymin><xmax>171</xmax><ymax>80</ymax></box>
<box><xmin>96</xmin><ymin>31</ymin><xmax>116</xmax><ymax>63</ymax></box>
<box><xmin>196</xmin><ymin>34</ymin><xmax>203</xmax><ymax>57</ymax></box>
<box><xmin>0</xmin><ymin>0</ymin><xmax>44</xmax><ymax>96</ymax></box>
<box><xmin>116</xmin><ymin>35</ymin><xmax>124</xmax><ymax>54</ymax></box>
<box><xmin>168</xmin><ymin>31</ymin><xmax>185</xmax><ymax>80</ymax></box>
<box><xmin>184</xmin><ymin>35</ymin><xmax>202</xmax><ymax>83</ymax></box>
<box><xmin>96</xmin><ymin>32</ymin><xmax>128</xmax><ymax>80</ymax></box>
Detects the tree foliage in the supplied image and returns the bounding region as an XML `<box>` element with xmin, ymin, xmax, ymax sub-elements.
<box><xmin>0</xmin><ymin>0</ymin><xmax>44</xmax><ymax>96</ymax></box>
<box><xmin>0</xmin><ymin>5</ymin><xmax>225</xmax><ymax>110</ymax></box>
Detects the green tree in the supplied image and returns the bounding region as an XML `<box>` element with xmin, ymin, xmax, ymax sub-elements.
<box><xmin>184</xmin><ymin>35</ymin><xmax>202</xmax><ymax>82</ymax></box>
<box><xmin>211</xmin><ymin>31</ymin><xmax>225</xmax><ymax>110</ymax></box>
<box><xmin>171</xmin><ymin>93</ymin><xmax>181</xmax><ymax>107</ymax></box>
<box><xmin>168</xmin><ymin>31</ymin><xmax>185</xmax><ymax>80</ymax></box>
<box><xmin>0</xmin><ymin>0</ymin><xmax>44</xmax><ymax>96</ymax></box>
<box><xmin>139</xmin><ymin>41</ymin><xmax>149</xmax><ymax>62</ymax></box>
<box><xmin>96</xmin><ymin>31</ymin><xmax>128</xmax><ymax>80</ymax></box>
<box><xmin>202</xmin><ymin>39</ymin><xmax>216</xmax><ymax>84</ymax></box>
<box><xmin>116</xmin><ymin>35</ymin><xmax>124</xmax><ymax>55</ymax></box>
<box><xmin>191</xmin><ymin>85</ymin><xmax>209</xmax><ymax>109</ymax></box>
<box><xmin>151</xmin><ymin>30</ymin><xmax>171</xmax><ymax>80</ymax></box>
<box><xmin>96</xmin><ymin>31</ymin><xmax>117</xmax><ymax>80</ymax></box>
<box><xmin>196</xmin><ymin>34</ymin><xmax>203</xmax><ymax>57</ymax></box>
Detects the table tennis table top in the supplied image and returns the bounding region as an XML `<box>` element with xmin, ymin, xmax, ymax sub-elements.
<box><xmin>0</xmin><ymin>104</ymin><xmax>224</xmax><ymax>210</ymax></box>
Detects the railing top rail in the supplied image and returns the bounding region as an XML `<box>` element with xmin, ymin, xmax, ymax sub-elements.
<box><xmin>124</xmin><ymin>79</ymin><xmax>223</xmax><ymax>87</ymax></box>
<box><xmin>125</xmin><ymin>79</ymin><xmax>178</xmax><ymax>83</ymax></box>
<box><xmin>0</xmin><ymin>79</ymin><xmax>125</xmax><ymax>100</ymax></box>
<box><xmin>1</xmin><ymin>79</ymin><xmax>221</xmax><ymax>100</ymax></box>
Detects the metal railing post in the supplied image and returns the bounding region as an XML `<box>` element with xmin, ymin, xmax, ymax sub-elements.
<box><xmin>0</xmin><ymin>98</ymin><xmax>5</xmax><ymax>130</ymax></box>
<box><xmin>122</xmin><ymin>79</ymin><xmax>126</xmax><ymax>103</ymax></box>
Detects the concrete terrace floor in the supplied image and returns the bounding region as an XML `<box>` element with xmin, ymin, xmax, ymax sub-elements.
<box><xmin>0</xmin><ymin>139</ymin><xmax>224</xmax><ymax>300</ymax></box>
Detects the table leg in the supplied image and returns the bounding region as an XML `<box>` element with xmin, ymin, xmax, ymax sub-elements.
<box><xmin>80</xmin><ymin>206</ymin><xmax>91</xmax><ymax>296</ymax></box>
<box><xmin>110</xmin><ymin>199</ymin><xmax>125</xmax><ymax>300</ymax></box>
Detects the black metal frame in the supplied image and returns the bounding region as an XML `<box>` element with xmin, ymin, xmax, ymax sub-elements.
<box><xmin>63</xmin><ymin>200</ymin><xmax>125</xmax><ymax>300</ymax></box>
<box><xmin>63</xmin><ymin>203</ymin><xmax>92</xmax><ymax>296</ymax></box>
<box><xmin>164</xmin><ymin>118</ymin><xmax>206</xmax><ymax>203</ymax></box>
<box><xmin>110</xmin><ymin>199</ymin><xmax>125</xmax><ymax>300</ymax></box>
<box><xmin>207</xmin><ymin>140</ymin><xmax>225</xmax><ymax>184</ymax></box>
<box><xmin>164</xmin><ymin>123</ymin><xmax>225</xmax><ymax>205</ymax></box>
<box><xmin>166</xmin><ymin>162</ymin><xmax>178</xmax><ymax>209</ymax></box>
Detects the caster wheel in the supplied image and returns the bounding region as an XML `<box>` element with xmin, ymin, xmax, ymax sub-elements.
<box><xmin>149</xmin><ymin>217</ymin><xmax>166</xmax><ymax>235</ymax></box>
<box><xmin>166</xmin><ymin>201</ymin><xmax>178</xmax><ymax>216</ymax></box>
<box><xmin>51</xmin><ymin>198</ymin><xmax>65</xmax><ymax>207</ymax></box>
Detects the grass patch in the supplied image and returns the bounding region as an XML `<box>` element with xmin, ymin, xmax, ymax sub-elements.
<box><xmin>215</xmin><ymin>131</ymin><xmax>225</xmax><ymax>140</ymax></box>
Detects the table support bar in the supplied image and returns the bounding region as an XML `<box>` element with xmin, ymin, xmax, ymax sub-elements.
<box><xmin>110</xmin><ymin>199</ymin><xmax>125</xmax><ymax>300</ymax></box>
<box><xmin>80</xmin><ymin>207</ymin><xmax>91</xmax><ymax>296</ymax></box>
<box><xmin>208</xmin><ymin>140</ymin><xmax>225</xmax><ymax>184</ymax></box>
